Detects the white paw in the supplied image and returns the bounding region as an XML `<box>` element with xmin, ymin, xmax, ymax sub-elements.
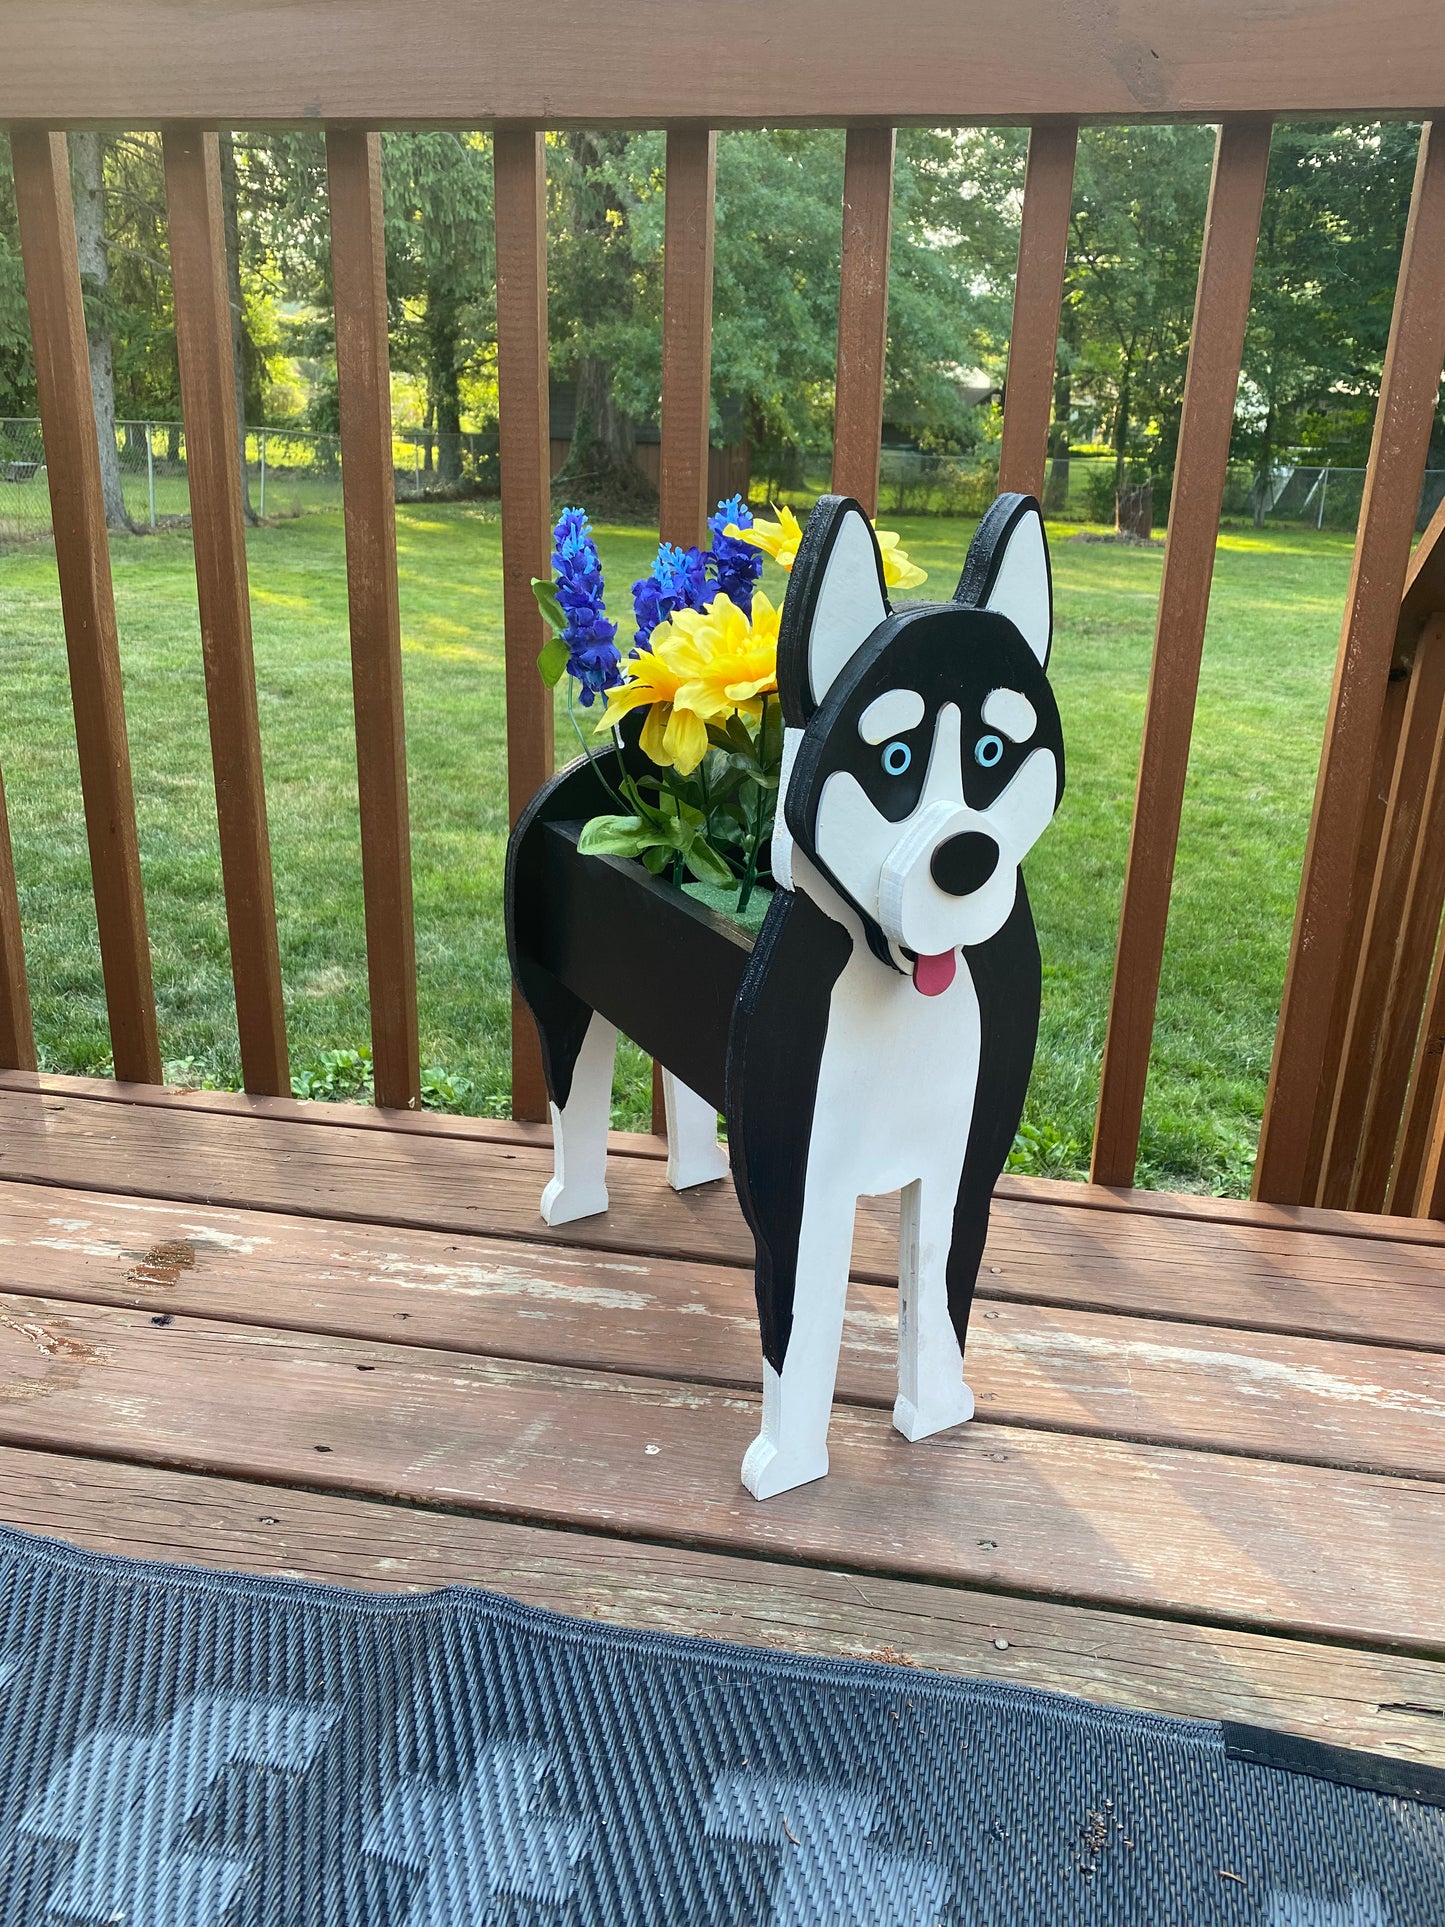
<box><xmin>741</xmin><ymin>1431</ymin><xmax>829</xmax><ymax>1501</ymax></box>
<box><xmin>539</xmin><ymin>1177</ymin><xmax>609</xmax><ymax>1227</ymax></box>
<box><xmin>893</xmin><ymin>1381</ymin><xmax>975</xmax><ymax>1443</ymax></box>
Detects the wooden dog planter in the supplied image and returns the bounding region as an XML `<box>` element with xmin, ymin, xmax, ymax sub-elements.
<box><xmin>507</xmin><ymin>494</ymin><xmax>1065</xmax><ymax>1498</ymax></box>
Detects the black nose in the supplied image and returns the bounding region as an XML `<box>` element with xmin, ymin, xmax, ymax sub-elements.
<box><xmin>931</xmin><ymin>831</ymin><xmax>999</xmax><ymax>897</ymax></box>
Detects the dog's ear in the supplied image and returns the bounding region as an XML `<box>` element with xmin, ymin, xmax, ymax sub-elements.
<box><xmin>955</xmin><ymin>493</ymin><xmax>1052</xmax><ymax>667</ymax></box>
<box><xmin>777</xmin><ymin>496</ymin><xmax>890</xmax><ymax>723</ymax></box>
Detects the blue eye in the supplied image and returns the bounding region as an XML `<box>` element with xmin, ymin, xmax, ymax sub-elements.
<box><xmin>975</xmin><ymin>733</ymin><xmax>1005</xmax><ymax>768</ymax></box>
<box><xmin>881</xmin><ymin>740</ymin><xmax>912</xmax><ymax>776</ymax></box>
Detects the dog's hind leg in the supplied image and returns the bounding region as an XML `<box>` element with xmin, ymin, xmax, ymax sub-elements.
<box><xmin>741</xmin><ymin>1194</ymin><xmax>855</xmax><ymax>1500</ymax></box>
<box><xmin>661</xmin><ymin>1071</ymin><xmax>731</xmax><ymax>1192</ymax></box>
<box><xmin>894</xmin><ymin>1177</ymin><xmax>975</xmax><ymax>1442</ymax></box>
<box><xmin>540</xmin><ymin>1010</ymin><xmax>617</xmax><ymax>1227</ymax></box>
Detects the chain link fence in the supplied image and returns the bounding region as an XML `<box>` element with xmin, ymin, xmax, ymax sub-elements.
<box><xmin>4</xmin><ymin>419</ymin><xmax>1444</xmax><ymax>554</ymax></box>
<box><xmin>764</xmin><ymin>444</ymin><xmax>1445</xmax><ymax>535</ymax></box>
<box><xmin>0</xmin><ymin>419</ymin><xmax>502</xmax><ymax>552</ymax></box>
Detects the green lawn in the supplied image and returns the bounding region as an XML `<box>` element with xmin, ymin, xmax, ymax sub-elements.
<box><xmin>0</xmin><ymin>505</ymin><xmax>1353</xmax><ymax>1192</ymax></box>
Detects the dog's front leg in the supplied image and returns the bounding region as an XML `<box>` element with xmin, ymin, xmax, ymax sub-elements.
<box><xmin>894</xmin><ymin>1177</ymin><xmax>975</xmax><ymax>1441</ymax></box>
<box><xmin>540</xmin><ymin>1010</ymin><xmax>617</xmax><ymax>1227</ymax></box>
<box><xmin>741</xmin><ymin>1193</ymin><xmax>855</xmax><ymax>1500</ymax></box>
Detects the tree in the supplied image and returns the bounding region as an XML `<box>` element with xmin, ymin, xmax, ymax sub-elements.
<box><xmin>544</xmin><ymin>126</ymin><xmax>1025</xmax><ymax>514</ymax></box>
<box><xmin>1064</xmin><ymin>126</ymin><xmax>1215</xmax><ymax>507</ymax></box>
<box><xmin>0</xmin><ymin>138</ymin><xmax>36</xmax><ymax>420</ymax></box>
<box><xmin>70</xmin><ymin>133</ymin><xmax>136</xmax><ymax>532</ymax></box>
<box><xmin>382</xmin><ymin>132</ymin><xmax>495</xmax><ymax>487</ymax></box>
<box><xmin>1239</xmin><ymin>123</ymin><xmax>1420</xmax><ymax>507</ymax></box>
<box><xmin>547</xmin><ymin>130</ymin><xmax>659</xmax><ymax>515</ymax></box>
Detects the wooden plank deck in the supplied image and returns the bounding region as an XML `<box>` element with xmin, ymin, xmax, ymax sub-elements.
<box><xmin>0</xmin><ymin>1077</ymin><xmax>1442</xmax><ymax>1771</ymax></box>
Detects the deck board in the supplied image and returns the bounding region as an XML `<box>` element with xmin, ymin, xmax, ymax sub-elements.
<box><xmin>0</xmin><ymin>1078</ymin><xmax>1441</xmax><ymax>1765</ymax></box>
<box><xmin>4</xmin><ymin>1087</ymin><xmax>1445</xmax><ymax>1348</ymax></box>
<box><xmin>4</xmin><ymin>1181</ymin><xmax>1444</xmax><ymax>1478</ymax></box>
<box><xmin>0</xmin><ymin>1292</ymin><xmax>1441</xmax><ymax>1650</ymax></box>
<box><xmin>0</xmin><ymin>1445</ymin><xmax>1440</xmax><ymax>1765</ymax></box>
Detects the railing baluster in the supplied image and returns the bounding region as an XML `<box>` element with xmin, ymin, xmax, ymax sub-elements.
<box><xmin>655</xmin><ymin>125</ymin><xmax>718</xmax><ymax>1133</ymax></box>
<box><xmin>1317</xmin><ymin>619</ymin><xmax>1445</xmax><ymax>1206</ymax></box>
<box><xmin>1390</xmin><ymin>911</ymin><xmax>1445</xmax><ymax>1214</ymax></box>
<box><xmin>163</xmin><ymin>124</ymin><xmax>289</xmax><ymax>1097</ymax></box>
<box><xmin>1090</xmin><ymin>120</ymin><xmax>1272</xmax><ymax>1188</ymax></box>
<box><xmin>10</xmin><ymin>128</ymin><xmax>161</xmax><ymax>1085</ymax></box>
<box><xmin>325</xmin><ymin>127</ymin><xmax>421</xmax><ymax>1112</ymax></box>
<box><xmin>660</xmin><ymin>127</ymin><xmax>717</xmax><ymax>549</ymax></box>
<box><xmin>1416</xmin><ymin>1026</ymin><xmax>1445</xmax><ymax>1219</ymax></box>
<box><xmin>831</xmin><ymin>126</ymin><xmax>894</xmax><ymax>516</ymax></box>
<box><xmin>0</xmin><ymin>765</ymin><xmax>35</xmax><ymax>1072</ymax></box>
<box><xmin>493</xmin><ymin>127</ymin><xmax>554</xmax><ymax>1124</ymax></box>
<box><xmin>1299</xmin><ymin>674</ymin><xmax>1408</xmax><ymax>1199</ymax></box>
<box><xmin>1350</xmin><ymin>614</ymin><xmax>1445</xmax><ymax>1210</ymax></box>
<box><xmin>1256</xmin><ymin>120</ymin><xmax>1445</xmax><ymax>1204</ymax></box>
<box><xmin>997</xmin><ymin>120</ymin><xmax>1078</xmax><ymax>500</ymax></box>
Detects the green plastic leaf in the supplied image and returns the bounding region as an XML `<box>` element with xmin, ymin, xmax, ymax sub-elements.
<box><xmin>578</xmin><ymin>814</ymin><xmax>660</xmax><ymax>858</ymax></box>
<box><xmin>531</xmin><ymin>578</ymin><xmax>567</xmax><ymax>636</ymax></box>
<box><xmin>641</xmin><ymin>844</ymin><xmax>672</xmax><ymax>874</ymax></box>
<box><xmin>537</xmin><ymin>635</ymin><xmax>571</xmax><ymax>687</ymax></box>
<box><xmin>620</xmin><ymin>777</ymin><xmax>674</xmax><ymax>832</ymax></box>
<box><xmin>683</xmin><ymin>835</ymin><xmax>736</xmax><ymax>888</ymax></box>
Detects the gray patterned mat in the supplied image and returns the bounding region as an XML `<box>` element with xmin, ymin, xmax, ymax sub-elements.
<box><xmin>0</xmin><ymin>1523</ymin><xmax>1439</xmax><ymax>1924</ymax></box>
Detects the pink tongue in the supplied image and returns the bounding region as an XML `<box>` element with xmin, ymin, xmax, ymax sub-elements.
<box><xmin>913</xmin><ymin>950</ymin><xmax>957</xmax><ymax>997</ymax></box>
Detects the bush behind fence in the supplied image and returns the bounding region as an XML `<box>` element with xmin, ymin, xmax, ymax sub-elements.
<box><xmin>2</xmin><ymin>419</ymin><xmax>1442</xmax><ymax>553</ymax></box>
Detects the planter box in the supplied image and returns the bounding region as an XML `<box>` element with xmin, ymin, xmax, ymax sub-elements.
<box><xmin>508</xmin><ymin>493</ymin><xmax>1065</xmax><ymax>1499</ymax></box>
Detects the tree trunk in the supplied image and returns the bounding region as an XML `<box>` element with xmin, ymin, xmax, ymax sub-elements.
<box><xmin>1253</xmin><ymin>397</ymin><xmax>1277</xmax><ymax>528</ymax></box>
<box><xmin>422</xmin><ymin>400</ymin><xmax>434</xmax><ymax>476</ymax></box>
<box><xmin>217</xmin><ymin>132</ymin><xmax>258</xmax><ymax>523</ymax></box>
<box><xmin>424</xmin><ymin>289</ymin><xmax>464</xmax><ymax>486</ymax></box>
<box><xmin>1111</xmin><ymin>363</ymin><xmax>1132</xmax><ymax>500</ymax></box>
<box><xmin>69</xmin><ymin>133</ymin><xmax>135</xmax><ymax>534</ymax></box>
<box><xmin>1043</xmin><ymin>366</ymin><xmax>1072</xmax><ymax>516</ymax></box>
<box><xmin>1115</xmin><ymin>480</ymin><xmax>1153</xmax><ymax>539</ymax></box>
<box><xmin>552</xmin><ymin>352</ymin><xmax>655</xmax><ymax>519</ymax></box>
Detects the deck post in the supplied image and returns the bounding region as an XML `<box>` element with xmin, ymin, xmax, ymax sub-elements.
<box><xmin>163</xmin><ymin>123</ymin><xmax>290</xmax><ymax>1098</ymax></box>
<box><xmin>1090</xmin><ymin>120</ymin><xmax>1272</xmax><ymax>1188</ymax></box>
<box><xmin>494</xmin><ymin>128</ymin><xmax>555</xmax><ymax>1124</ymax></box>
<box><xmin>997</xmin><ymin>121</ymin><xmax>1078</xmax><ymax>501</ymax></box>
<box><xmin>325</xmin><ymin>127</ymin><xmax>423</xmax><ymax>1113</ymax></box>
<box><xmin>832</xmin><ymin>125</ymin><xmax>895</xmax><ymax>516</ymax></box>
<box><xmin>654</xmin><ymin>125</ymin><xmax>718</xmax><ymax>1134</ymax></box>
<box><xmin>10</xmin><ymin>128</ymin><xmax>161</xmax><ymax>1086</ymax></box>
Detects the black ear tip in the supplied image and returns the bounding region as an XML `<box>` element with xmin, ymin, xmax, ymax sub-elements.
<box><xmin>806</xmin><ymin>493</ymin><xmax>870</xmax><ymax>527</ymax></box>
<box><xmin>955</xmin><ymin>490</ymin><xmax>1051</xmax><ymax>607</ymax></box>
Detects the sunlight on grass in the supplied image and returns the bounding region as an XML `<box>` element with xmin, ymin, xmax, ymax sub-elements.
<box><xmin>0</xmin><ymin>504</ymin><xmax>1353</xmax><ymax>1193</ymax></box>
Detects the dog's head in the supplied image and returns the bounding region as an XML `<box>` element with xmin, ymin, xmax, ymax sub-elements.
<box><xmin>774</xmin><ymin>493</ymin><xmax>1064</xmax><ymax>992</ymax></box>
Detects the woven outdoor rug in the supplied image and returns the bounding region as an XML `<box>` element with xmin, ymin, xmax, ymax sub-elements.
<box><xmin>0</xmin><ymin>1524</ymin><xmax>1439</xmax><ymax>1925</ymax></box>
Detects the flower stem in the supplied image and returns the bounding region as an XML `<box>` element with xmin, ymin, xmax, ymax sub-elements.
<box><xmin>737</xmin><ymin>695</ymin><xmax>772</xmax><ymax>915</ymax></box>
<box><xmin>566</xmin><ymin>689</ymin><xmax>630</xmax><ymax>814</ymax></box>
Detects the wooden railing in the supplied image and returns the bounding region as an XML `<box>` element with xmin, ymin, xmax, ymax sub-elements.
<box><xmin>3</xmin><ymin>2</ymin><xmax>1445</xmax><ymax>1214</ymax></box>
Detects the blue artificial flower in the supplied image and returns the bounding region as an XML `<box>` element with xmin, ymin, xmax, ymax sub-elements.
<box><xmin>707</xmin><ymin>494</ymin><xmax>763</xmax><ymax>617</ymax></box>
<box><xmin>551</xmin><ymin>507</ymin><xmax>621</xmax><ymax>705</ymax></box>
<box><xmin>631</xmin><ymin>541</ymin><xmax>712</xmax><ymax>649</ymax></box>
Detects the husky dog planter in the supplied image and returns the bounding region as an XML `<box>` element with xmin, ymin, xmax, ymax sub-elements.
<box><xmin>506</xmin><ymin>492</ymin><xmax>1064</xmax><ymax>1499</ymax></box>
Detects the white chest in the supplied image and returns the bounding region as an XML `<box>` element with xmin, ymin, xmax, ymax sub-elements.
<box><xmin>807</xmin><ymin>946</ymin><xmax>982</xmax><ymax>1198</ymax></box>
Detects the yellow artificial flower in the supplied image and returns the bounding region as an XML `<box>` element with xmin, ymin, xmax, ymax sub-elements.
<box><xmin>594</xmin><ymin>640</ymin><xmax>711</xmax><ymax>776</ymax></box>
<box><xmin>728</xmin><ymin>504</ymin><xmax>803</xmax><ymax>572</ymax></box>
<box><xmin>874</xmin><ymin>528</ymin><xmax>928</xmax><ymax>590</ymax></box>
<box><xmin>665</xmin><ymin>592</ymin><xmax>781</xmax><ymax>724</ymax></box>
<box><xmin>729</xmin><ymin>502</ymin><xmax>927</xmax><ymax>590</ymax></box>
